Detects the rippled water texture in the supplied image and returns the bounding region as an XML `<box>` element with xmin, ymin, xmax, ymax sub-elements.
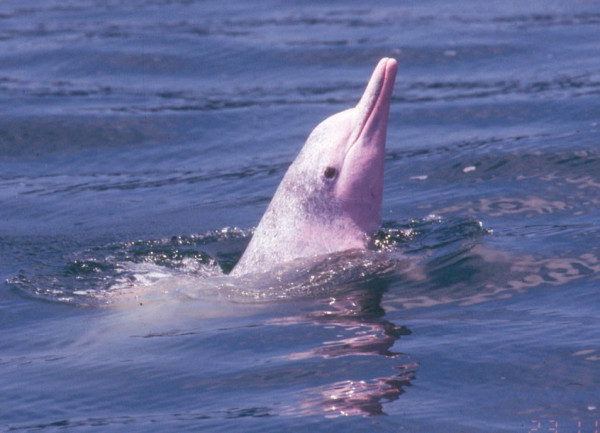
<box><xmin>1</xmin><ymin>1</ymin><xmax>599</xmax><ymax>432</ymax></box>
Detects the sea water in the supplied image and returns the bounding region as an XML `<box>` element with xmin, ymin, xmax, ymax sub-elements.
<box><xmin>1</xmin><ymin>1</ymin><xmax>599</xmax><ymax>432</ymax></box>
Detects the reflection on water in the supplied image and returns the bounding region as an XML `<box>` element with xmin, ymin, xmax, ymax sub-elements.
<box><xmin>273</xmin><ymin>282</ymin><xmax>417</xmax><ymax>417</ymax></box>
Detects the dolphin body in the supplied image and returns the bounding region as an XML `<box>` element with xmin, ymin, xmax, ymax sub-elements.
<box><xmin>232</xmin><ymin>58</ymin><xmax>398</xmax><ymax>276</ymax></box>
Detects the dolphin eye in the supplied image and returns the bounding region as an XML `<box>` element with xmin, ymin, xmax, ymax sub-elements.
<box><xmin>323</xmin><ymin>166</ymin><xmax>337</xmax><ymax>180</ymax></box>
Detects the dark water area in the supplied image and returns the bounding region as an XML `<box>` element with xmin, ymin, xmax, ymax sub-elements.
<box><xmin>1</xmin><ymin>1</ymin><xmax>599</xmax><ymax>432</ymax></box>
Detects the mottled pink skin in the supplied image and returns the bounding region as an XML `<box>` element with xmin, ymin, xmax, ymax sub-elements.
<box><xmin>232</xmin><ymin>58</ymin><xmax>397</xmax><ymax>276</ymax></box>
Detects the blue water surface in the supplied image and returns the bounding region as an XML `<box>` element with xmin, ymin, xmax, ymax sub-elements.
<box><xmin>1</xmin><ymin>1</ymin><xmax>599</xmax><ymax>432</ymax></box>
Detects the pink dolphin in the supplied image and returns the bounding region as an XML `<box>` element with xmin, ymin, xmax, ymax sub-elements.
<box><xmin>232</xmin><ymin>58</ymin><xmax>398</xmax><ymax>276</ymax></box>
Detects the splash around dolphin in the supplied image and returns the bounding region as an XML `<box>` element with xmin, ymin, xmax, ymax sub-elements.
<box><xmin>232</xmin><ymin>58</ymin><xmax>398</xmax><ymax>276</ymax></box>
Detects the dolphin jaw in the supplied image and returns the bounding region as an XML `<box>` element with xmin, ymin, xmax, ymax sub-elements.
<box><xmin>335</xmin><ymin>57</ymin><xmax>397</xmax><ymax>231</ymax></box>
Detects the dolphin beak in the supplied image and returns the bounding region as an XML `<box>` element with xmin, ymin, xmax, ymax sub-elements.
<box><xmin>349</xmin><ymin>57</ymin><xmax>398</xmax><ymax>146</ymax></box>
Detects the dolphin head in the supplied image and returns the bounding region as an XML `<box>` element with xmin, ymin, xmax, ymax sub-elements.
<box><xmin>295</xmin><ymin>57</ymin><xmax>398</xmax><ymax>233</ymax></box>
<box><xmin>232</xmin><ymin>58</ymin><xmax>397</xmax><ymax>275</ymax></box>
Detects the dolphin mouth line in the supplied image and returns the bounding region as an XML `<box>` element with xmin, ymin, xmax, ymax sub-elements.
<box><xmin>346</xmin><ymin>57</ymin><xmax>397</xmax><ymax>156</ymax></box>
